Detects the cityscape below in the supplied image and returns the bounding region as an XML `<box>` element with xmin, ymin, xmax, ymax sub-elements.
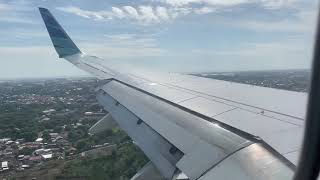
<box><xmin>0</xmin><ymin>69</ymin><xmax>310</xmax><ymax>180</ymax></box>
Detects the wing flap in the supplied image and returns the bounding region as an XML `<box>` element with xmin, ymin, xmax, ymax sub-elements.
<box><xmin>130</xmin><ymin>162</ymin><xmax>165</xmax><ymax>180</ymax></box>
<box><xmin>96</xmin><ymin>87</ymin><xmax>183</xmax><ymax>179</ymax></box>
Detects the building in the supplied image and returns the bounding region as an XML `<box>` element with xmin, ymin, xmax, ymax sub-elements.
<box><xmin>49</xmin><ymin>133</ymin><xmax>59</xmax><ymax>139</ymax></box>
<box><xmin>21</xmin><ymin>142</ymin><xmax>42</xmax><ymax>149</ymax></box>
<box><xmin>42</xmin><ymin>109</ymin><xmax>56</xmax><ymax>114</ymax></box>
<box><xmin>0</xmin><ymin>138</ymin><xmax>11</xmax><ymax>143</ymax></box>
<box><xmin>84</xmin><ymin>112</ymin><xmax>93</xmax><ymax>116</ymax></box>
<box><xmin>2</xmin><ymin>161</ymin><xmax>9</xmax><ymax>171</ymax></box>
<box><xmin>35</xmin><ymin>148</ymin><xmax>51</xmax><ymax>155</ymax></box>
<box><xmin>21</xmin><ymin>164</ymin><xmax>30</xmax><ymax>169</ymax></box>
<box><xmin>5</xmin><ymin>140</ymin><xmax>14</xmax><ymax>145</ymax></box>
<box><xmin>18</xmin><ymin>155</ymin><xmax>24</xmax><ymax>161</ymax></box>
<box><xmin>41</xmin><ymin>153</ymin><xmax>53</xmax><ymax>161</ymax></box>
<box><xmin>29</xmin><ymin>156</ymin><xmax>42</xmax><ymax>164</ymax></box>
<box><xmin>35</xmin><ymin>138</ymin><xmax>43</xmax><ymax>143</ymax></box>
<box><xmin>41</xmin><ymin>117</ymin><xmax>50</xmax><ymax>121</ymax></box>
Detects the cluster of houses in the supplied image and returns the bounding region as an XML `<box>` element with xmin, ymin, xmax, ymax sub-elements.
<box><xmin>0</xmin><ymin>134</ymin><xmax>116</xmax><ymax>174</ymax></box>
<box><xmin>0</xmin><ymin>132</ymin><xmax>76</xmax><ymax>172</ymax></box>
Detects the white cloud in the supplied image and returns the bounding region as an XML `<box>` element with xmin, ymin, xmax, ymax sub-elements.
<box><xmin>156</xmin><ymin>6</ymin><xmax>170</xmax><ymax>20</ymax></box>
<box><xmin>58</xmin><ymin>6</ymin><xmax>175</xmax><ymax>24</ymax></box>
<box><xmin>0</xmin><ymin>1</ymin><xmax>32</xmax><ymax>12</ymax></box>
<box><xmin>194</xmin><ymin>7</ymin><xmax>215</xmax><ymax>14</ymax></box>
<box><xmin>102</xmin><ymin>33</ymin><xmax>159</xmax><ymax>48</ymax></box>
<box><xmin>61</xmin><ymin>6</ymin><xmax>92</xmax><ymax>18</ymax></box>
<box><xmin>0</xmin><ymin>28</ymin><xmax>47</xmax><ymax>39</ymax></box>
<box><xmin>0</xmin><ymin>16</ymin><xmax>35</xmax><ymax>24</ymax></box>
<box><xmin>56</xmin><ymin>6</ymin><xmax>112</xmax><ymax>20</ymax></box>
<box><xmin>0</xmin><ymin>2</ymin><xmax>35</xmax><ymax>24</ymax></box>
<box><xmin>57</xmin><ymin>0</ymin><xmax>309</xmax><ymax>25</ymax></box>
<box><xmin>112</xmin><ymin>7</ymin><xmax>126</xmax><ymax>19</ymax></box>
<box><xmin>104</xmin><ymin>33</ymin><xmax>136</xmax><ymax>40</ymax></box>
<box><xmin>138</xmin><ymin>6</ymin><xmax>160</xmax><ymax>23</ymax></box>
<box><xmin>162</xmin><ymin>0</ymin><xmax>250</xmax><ymax>7</ymax></box>
<box><xmin>83</xmin><ymin>43</ymin><xmax>166</xmax><ymax>59</ymax></box>
<box><xmin>123</xmin><ymin>6</ymin><xmax>139</xmax><ymax>19</ymax></box>
<box><xmin>160</xmin><ymin>0</ymin><xmax>302</xmax><ymax>10</ymax></box>
<box><xmin>76</xmin><ymin>33</ymin><xmax>166</xmax><ymax>59</ymax></box>
<box><xmin>170</xmin><ymin>6</ymin><xmax>193</xmax><ymax>18</ymax></box>
<box><xmin>228</xmin><ymin>8</ymin><xmax>317</xmax><ymax>33</ymax></box>
<box><xmin>261</xmin><ymin>0</ymin><xmax>297</xmax><ymax>9</ymax></box>
<box><xmin>0</xmin><ymin>2</ymin><xmax>11</xmax><ymax>11</ymax></box>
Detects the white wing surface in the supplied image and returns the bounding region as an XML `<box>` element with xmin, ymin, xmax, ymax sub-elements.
<box><xmin>39</xmin><ymin>8</ymin><xmax>306</xmax><ymax>180</ymax></box>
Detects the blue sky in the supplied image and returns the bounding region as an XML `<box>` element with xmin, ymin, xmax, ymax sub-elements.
<box><xmin>0</xmin><ymin>0</ymin><xmax>318</xmax><ymax>78</ymax></box>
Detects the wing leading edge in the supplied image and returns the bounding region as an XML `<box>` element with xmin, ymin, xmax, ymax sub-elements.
<box><xmin>39</xmin><ymin>7</ymin><xmax>302</xmax><ymax>180</ymax></box>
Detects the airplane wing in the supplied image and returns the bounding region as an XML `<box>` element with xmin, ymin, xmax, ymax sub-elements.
<box><xmin>39</xmin><ymin>7</ymin><xmax>306</xmax><ymax>180</ymax></box>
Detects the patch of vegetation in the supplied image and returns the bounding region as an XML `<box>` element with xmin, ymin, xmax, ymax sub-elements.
<box><xmin>0</xmin><ymin>79</ymin><xmax>149</xmax><ymax>179</ymax></box>
<box><xmin>60</xmin><ymin>142</ymin><xmax>148</xmax><ymax>180</ymax></box>
<box><xmin>0</xmin><ymin>104</ymin><xmax>44</xmax><ymax>141</ymax></box>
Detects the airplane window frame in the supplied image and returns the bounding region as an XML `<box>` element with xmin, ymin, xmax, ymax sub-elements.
<box><xmin>294</xmin><ymin>8</ymin><xmax>320</xmax><ymax>180</ymax></box>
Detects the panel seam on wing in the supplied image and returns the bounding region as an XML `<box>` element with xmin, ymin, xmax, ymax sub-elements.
<box><xmin>110</xmin><ymin>78</ymin><xmax>260</xmax><ymax>142</ymax></box>
<box><xmin>212</xmin><ymin>107</ymin><xmax>238</xmax><ymax>117</ymax></box>
<box><xmin>128</xmin><ymin>74</ymin><xmax>304</xmax><ymax>126</ymax></box>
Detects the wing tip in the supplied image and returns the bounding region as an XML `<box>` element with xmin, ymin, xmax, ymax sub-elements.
<box><xmin>38</xmin><ymin>7</ymin><xmax>49</xmax><ymax>13</ymax></box>
<box><xmin>38</xmin><ymin>7</ymin><xmax>81</xmax><ymax>58</ymax></box>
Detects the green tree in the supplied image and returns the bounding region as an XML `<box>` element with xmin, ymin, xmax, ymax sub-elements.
<box><xmin>19</xmin><ymin>147</ymin><xmax>34</xmax><ymax>155</ymax></box>
<box><xmin>42</xmin><ymin>131</ymin><xmax>51</xmax><ymax>142</ymax></box>
<box><xmin>53</xmin><ymin>126</ymin><xmax>63</xmax><ymax>133</ymax></box>
<box><xmin>17</xmin><ymin>131</ymin><xmax>37</xmax><ymax>142</ymax></box>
